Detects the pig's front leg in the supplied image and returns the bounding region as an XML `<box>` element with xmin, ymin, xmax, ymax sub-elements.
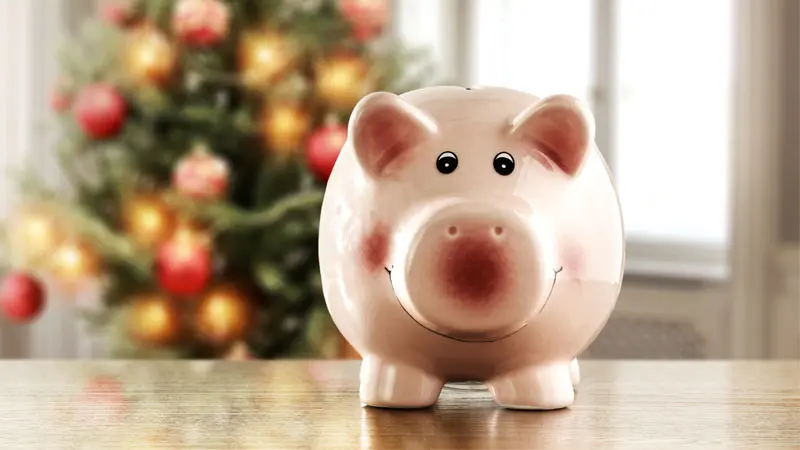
<box><xmin>359</xmin><ymin>356</ymin><xmax>444</xmax><ymax>408</ymax></box>
<box><xmin>486</xmin><ymin>363</ymin><xmax>574</xmax><ymax>410</ymax></box>
<box><xmin>570</xmin><ymin>358</ymin><xmax>580</xmax><ymax>388</ymax></box>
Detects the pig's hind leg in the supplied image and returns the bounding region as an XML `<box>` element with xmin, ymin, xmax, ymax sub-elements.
<box><xmin>359</xmin><ymin>355</ymin><xmax>444</xmax><ymax>409</ymax></box>
<box><xmin>486</xmin><ymin>362</ymin><xmax>574</xmax><ymax>410</ymax></box>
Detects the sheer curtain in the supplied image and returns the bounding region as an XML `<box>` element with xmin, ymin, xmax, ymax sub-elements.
<box><xmin>0</xmin><ymin>0</ymin><xmax>100</xmax><ymax>358</ymax></box>
<box><xmin>395</xmin><ymin>0</ymin><xmax>735</xmax><ymax>279</ymax></box>
<box><xmin>0</xmin><ymin>0</ymin><xmax>48</xmax><ymax>358</ymax></box>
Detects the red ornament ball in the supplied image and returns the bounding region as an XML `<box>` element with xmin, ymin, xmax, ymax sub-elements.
<box><xmin>155</xmin><ymin>233</ymin><xmax>213</xmax><ymax>297</ymax></box>
<box><xmin>306</xmin><ymin>122</ymin><xmax>347</xmax><ymax>182</ymax></box>
<box><xmin>50</xmin><ymin>91</ymin><xmax>72</xmax><ymax>113</ymax></box>
<box><xmin>172</xmin><ymin>0</ymin><xmax>230</xmax><ymax>47</ymax></box>
<box><xmin>338</xmin><ymin>0</ymin><xmax>389</xmax><ymax>40</ymax></box>
<box><xmin>74</xmin><ymin>83</ymin><xmax>127</xmax><ymax>139</ymax></box>
<box><xmin>0</xmin><ymin>272</ymin><xmax>46</xmax><ymax>323</ymax></box>
<box><xmin>99</xmin><ymin>1</ymin><xmax>134</xmax><ymax>27</ymax></box>
<box><xmin>351</xmin><ymin>24</ymin><xmax>382</xmax><ymax>42</ymax></box>
<box><xmin>50</xmin><ymin>84</ymin><xmax>72</xmax><ymax>113</ymax></box>
<box><xmin>172</xmin><ymin>145</ymin><xmax>230</xmax><ymax>201</ymax></box>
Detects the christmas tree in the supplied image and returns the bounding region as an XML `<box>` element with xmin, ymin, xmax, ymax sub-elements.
<box><xmin>0</xmin><ymin>0</ymin><xmax>433</xmax><ymax>359</ymax></box>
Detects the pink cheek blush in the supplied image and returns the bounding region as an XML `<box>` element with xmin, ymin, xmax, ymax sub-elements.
<box><xmin>360</xmin><ymin>223</ymin><xmax>390</xmax><ymax>273</ymax></box>
<box><xmin>561</xmin><ymin>241</ymin><xmax>584</xmax><ymax>276</ymax></box>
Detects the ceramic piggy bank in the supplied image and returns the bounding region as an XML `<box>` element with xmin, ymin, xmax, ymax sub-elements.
<box><xmin>318</xmin><ymin>86</ymin><xmax>625</xmax><ymax>410</ymax></box>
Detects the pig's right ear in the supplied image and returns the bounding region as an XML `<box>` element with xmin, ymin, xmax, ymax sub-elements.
<box><xmin>349</xmin><ymin>92</ymin><xmax>438</xmax><ymax>178</ymax></box>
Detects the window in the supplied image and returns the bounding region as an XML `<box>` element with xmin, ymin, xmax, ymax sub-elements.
<box><xmin>394</xmin><ymin>0</ymin><xmax>735</xmax><ymax>279</ymax></box>
<box><xmin>614</xmin><ymin>0</ymin><xmax>733</xmax><ymax>248</ymax></box>
<box><xmin>469</xmin><ymin>0</ymin><xmax>594</xmax><ymax>102</ymax></box>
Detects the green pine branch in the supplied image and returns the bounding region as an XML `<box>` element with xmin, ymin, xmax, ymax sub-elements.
<box><xmin>9</xmin><ymin>174</ymin><xmax>152</xmax><ymax>278</ymax></box>
<box><xmin>53</xmin><ymin>201</ymin><xmax>153</xmax><ymax>278</ymax></box>
<box><xmin>64</xmin><ymin>206</ymin><xmax>153</xmax><ymax>278</ymax></box>
<box><xmin>164</xmin><ymin>189</ymin><xmax>324</xmax><ymax>231</ymax></box>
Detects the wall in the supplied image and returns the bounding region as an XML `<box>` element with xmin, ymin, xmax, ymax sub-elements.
<box><xmin>770</xmin><ymin>0</ymin><xmax>799</xmax><ymax>358</ymax></box>
<box><xmin>780</xmin><ymin>0</ymin><xmax>799</xmax><ymax>243</ymax></box>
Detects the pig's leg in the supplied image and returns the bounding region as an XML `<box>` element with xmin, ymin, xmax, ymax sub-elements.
<box><xmin>359</xmin><ymin>356</ymin><xmax>443</xmax><ymax>408</ymax></box>
<box><xmin>570</xmin><ymin>358</ymin><xmax>580</xmax><ymax>388</ymax></box>
<box><xmin>486</xmin><ymin>363</ymin><xmax>574</xmax><ymax>410</ymax></box>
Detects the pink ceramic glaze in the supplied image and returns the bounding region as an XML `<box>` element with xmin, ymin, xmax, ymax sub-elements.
<box><xmin>318</xmin><ymin>86</ymin><xmax>625</xmax><ymax>410</ymax></box>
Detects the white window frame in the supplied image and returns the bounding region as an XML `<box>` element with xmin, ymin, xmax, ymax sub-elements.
<box><xmin>392</xmin><ymin>0</ymin><xmax>785</xmax><ymax>358</ymax></box>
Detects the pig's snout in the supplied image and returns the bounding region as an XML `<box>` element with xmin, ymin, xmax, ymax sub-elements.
<box><xmin>438</xmin><ymin>221</ymin><xmax>512</xmax><ymax>306</ymax></box>
<box><xmin>391</xmin><ymin>201</ymin><xmax>551</xmax><ymax>341</ymax></box>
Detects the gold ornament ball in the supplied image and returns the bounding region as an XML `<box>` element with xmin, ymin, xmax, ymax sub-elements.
<box><xmin>172</xmin><ymin>220</ymin><xmax>212</xmax><ymax>245</ymax></box>
<box><xmin>261</xmin><ymin>102</ymin><xmax>311</xmax><ymax>156</ymax></box>
<box><xmin>238</xmin><ymin>29</ymin><xmax>296</xmax><ymax>90</ymax></box>
<box><xmin>315</xmin><ymin>53</ymin><xmax>370</xmax><ymax>110</ymax></box>
<box><xmin>196</xmin><ymin>285</ymin><xmax>251</xmax><ymax>345</ymax></box>
<box><xmin>50</xmin><ymin>241</ymin><xmax>101</xmax><ymax>283</ymax></box>
<box><xmin>11</xmin><ymin>208</ymin><xmax>61</xmax><ymax>263</ymax></box>
<box><xmin>127</xmin><ymin>293</ymin><xmax>181</xmax><ymax>347</ymax></box>
<box><xmin>124</xmin><ymin>24</ymin><xmax>177</xmax><ymax>85</ymax></box>
<box><xmin>123</xmin><ymin>194</ymin><xmax>175</xmax><ymax>248</ymax></box>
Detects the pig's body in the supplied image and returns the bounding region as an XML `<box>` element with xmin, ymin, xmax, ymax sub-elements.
<box><xmin>319</xmin><ymin>86</ymin><xmax>624</xmax><ymax>410</ymax></box>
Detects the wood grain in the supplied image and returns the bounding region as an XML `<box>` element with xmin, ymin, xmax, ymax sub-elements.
<box><xmin>0</xmin><ymin>360</ymin><xmax>796</xmax><ymax>449</ymax></box>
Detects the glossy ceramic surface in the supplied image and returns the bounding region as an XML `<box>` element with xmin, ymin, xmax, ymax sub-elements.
<box><xmin>318</xmin><ymin>86</ymin><xmax>625</xmax><ymax>410</ymax></box>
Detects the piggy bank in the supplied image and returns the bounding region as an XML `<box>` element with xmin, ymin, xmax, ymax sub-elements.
<box><xmin>318</xmin><ymin>86</ymin><xmax>624</xmax><ymax>410</ymax></box>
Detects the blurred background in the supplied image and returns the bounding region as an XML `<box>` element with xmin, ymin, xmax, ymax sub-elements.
<box><xmin>0</xmin><ymin>0</ymin><xmax>796</xmax><ymax>360</ymax></box>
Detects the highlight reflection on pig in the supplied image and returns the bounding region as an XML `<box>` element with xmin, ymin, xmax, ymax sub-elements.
<box><xmin>318</xmin><ymin>86</ymin><xmax>625</xmax><ymax>410</ymax></box>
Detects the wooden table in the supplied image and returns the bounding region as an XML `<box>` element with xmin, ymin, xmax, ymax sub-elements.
<box><xmin>0</xmin><ymin>360</ymin><xmax>797</xmax><ymax>449</ymax></box>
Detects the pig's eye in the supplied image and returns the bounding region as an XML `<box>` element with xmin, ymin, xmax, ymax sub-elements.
<box><xmin>493</xmin><ymin>152</ymin><xmax>515</xmax><ymax>176</ymax></box>
<box><xmin>436</xmin><ymin>151</ymin><xmax>458</xmax><ymax>174</ymax></box>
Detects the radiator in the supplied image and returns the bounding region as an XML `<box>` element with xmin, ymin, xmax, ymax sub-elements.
<box><xmin>584</xmin><ymin>243</ymin><xmax>799</xmax><ymax>360</ymax></box>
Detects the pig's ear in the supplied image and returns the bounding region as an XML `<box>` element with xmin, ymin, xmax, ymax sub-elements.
<box><xmin>349</xmin><ymin>92</ymin><xmax>438</xmax><ymax>178</ymax></box>
<box><xmin>509</xmin><ymin>95</ymin><xmax>595</xmax><ymax>177</ymax></box>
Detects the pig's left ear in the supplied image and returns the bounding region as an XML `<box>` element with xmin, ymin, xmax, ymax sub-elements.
<box><xmin>350</xmin><ymin>91</ymin><xmax>438</xmax><ymax>178</ymax></box>
<box><xmin>509</xmin><ymin>95</ymin><xmax>595</xmax><ymax>177</ymax></box>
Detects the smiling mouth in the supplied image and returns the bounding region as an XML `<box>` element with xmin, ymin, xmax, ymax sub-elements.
<box><xmin>384</xmin><ymin>265</ymin><xmax>562</xmax><ymax>343</ymax></box>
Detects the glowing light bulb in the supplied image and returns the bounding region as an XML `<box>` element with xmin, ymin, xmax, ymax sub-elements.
<box><xmin>197</xmin><ymin>286</ymin><xmax>250</xmax><ymax>344</ymax></box>
<box><xmin>124</xmin><ymin>25</ymin><xmax>176</xmax><ymax>85</ymax></box>
<box><xmin>51</xmin><ymin>241</ymin><xmax>99</xmax><ymax>282</ymax></box>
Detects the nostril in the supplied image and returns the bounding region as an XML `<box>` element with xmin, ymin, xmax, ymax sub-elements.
<box><xmin>492</xmin><ymin>226</ymin><xmax>504</xmax><ymax>237</ymax></box>
<box><xmin>447</xmin><ymin>226</ymin><xmax>458</xmax><ymax>237</ymax></box>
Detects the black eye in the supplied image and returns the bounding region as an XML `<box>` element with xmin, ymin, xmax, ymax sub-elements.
<box><xmin>436</xmin><ymin>151</ymin><xmax>458</xmax><ymax>174</ymax></box>
<box><xmin>493</xmin><ymin>152</ymin><xmax>515</xmax><ymax>175</ymax></box>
